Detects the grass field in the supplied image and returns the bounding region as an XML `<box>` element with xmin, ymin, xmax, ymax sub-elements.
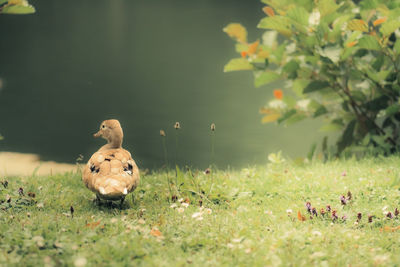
<box><xmin>1</xmin><ymin>156</ymin><xmax>400</xmax><ymax>266</ymax></box>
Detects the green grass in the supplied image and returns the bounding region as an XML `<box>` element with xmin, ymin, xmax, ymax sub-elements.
<box><xmin>1</xmin><ymin>156</ymin><xmax>400</xmax><ymax>266</ymax></box>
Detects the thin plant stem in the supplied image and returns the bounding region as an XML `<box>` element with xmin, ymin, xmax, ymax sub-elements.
<box><xmin>162</xmin><ymin>137</ymin><xmax>168</xmax><ymax>167</ymax></box>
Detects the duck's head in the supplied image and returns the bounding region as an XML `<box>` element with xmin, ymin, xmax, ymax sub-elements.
<box><xmin>94</xmin><ymin>119</ymin><xmax>124</xmax><ymax>148</ymax></box>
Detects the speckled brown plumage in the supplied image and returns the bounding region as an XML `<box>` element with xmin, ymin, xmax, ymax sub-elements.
<box><xmin>82</xmin><ymin>119</ymin><xmax>139</xmax><ymax>201</ymax></box>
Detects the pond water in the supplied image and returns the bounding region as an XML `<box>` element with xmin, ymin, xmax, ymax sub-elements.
<box><xmin>0</xmin><ymin>0</ymin><xmax>332</xmax><ymax>169</ymax></box>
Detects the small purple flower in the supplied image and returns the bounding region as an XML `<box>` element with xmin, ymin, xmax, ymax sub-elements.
<box><xmin>326</xmin><ymin>205</ymin><xmax>331</xmax><ymax>212</ymax></box>
<box><xmin>342</xmin><ymin>215</ymin><xmax>347</xmax><ymax>221</ymax></box>
<box><xmin>18</xmin><ymin>187</ymin><xmax>24</xmax><ymax>196</ymax></box>
<box><xmin>306</xmin><ymin>202</ymin><xmax>312</xmax><ymax>213</ymax></box>
<box><xmin>312</xmin><ymin>207</ymin><xmax>318</xmax><ymax>217</ymax></box>
<box><xmin>332</xmin><ymin>210</ymin><xmax>338</xmax><ymax>221</ymax></box>
<box><xmin>357</xmin><ymin>212</ymin><xmax>362</xmax><ymax>221</ymax></box>
<box><xmin>340</xmin><ymin>195</ymin><xmax>347</xmax><ymax>205</ymax></box>
<box><xmin>386</xmin><ymin>211</ymin><xmax>393</xmax><ymax>219</ymax></box>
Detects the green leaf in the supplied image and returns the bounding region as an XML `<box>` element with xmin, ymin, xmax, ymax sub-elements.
<box><xmin>313</xmin><ymin>105</ymin><xmax>328</xmax><ymax>118</ymax></box>
<box><xmin>363</xmin><ymin>95</ymin><xmax>389</xmax><ymax>112</ymax></box>
<box><xmin>303</xmin><ymin>81</ymin><xmax>330</xmax><ymax>93</ymax></box>
<box><xmin>317</xmin><ymin>45</ymin><xmax>341</xmax><ymax>64</ymax></box>
<box><xmin>1</xmin><ymin>4</ymin><xmax>35</xmax><ymax>14</ymax></box>
<box><xmin>287</xmin><ymin>7</ymin><xmax>308</xmax><ymax>25</ymax></box>
<box><xmin>224</xmin><ymin>58</ymin><xmax>253</xmax><ymax>72</ymax></box>
<box><xmin>307</xmin><ymin>143</ymin><xmax>317</xmax><ymax>161</ymax></box>
<box><xmin>318</xmin><ymin>0</ymin><xmax>339</xmax><ymax>17</ymax></box>
<box><xmin>261</xmin><ymin>113</ymin><xmax>281</xmax><ymax>123</ymax></box>
<box><xmin>358</xmin><ymin>35</ymin><xmax>381</xmax><ymax>50</ymax></box>
<box><xmin>254</xmin><ymin>72</ymin><xmax>280</xmax><ymax>87</ymax></box>
<box><xmin>380</xmin><ymin>21</ymin><xmax>400</xmax><ymax>36</ymax></box>
<box><xmin>257</xmin><ymin>16</ymin><xmax>292</xmax><ymax>37</ymax></box>
<box><xmin>394</xmin><ymin>39</ymin><xmax>400</xmax><ymax>55</ymax></box>
<box><xmin>285</xmin><ymin>113</ymin><xmax>306</xmax><ymax>125</ymax></box>
<box><xmin>278</xmin><ymin>109</ymin><xmax>296</xmax><ymax>124</ymax></box>
<box><xmin>385</xmin><ymin>104</ymin><xmax>400</xmax><ymax>117</ymax></box>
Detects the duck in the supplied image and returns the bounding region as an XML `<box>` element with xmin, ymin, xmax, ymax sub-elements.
<box><xmin>82</xmin><ymin>119</ymin><xmax>140</xmax><ymax>205</ymax></box>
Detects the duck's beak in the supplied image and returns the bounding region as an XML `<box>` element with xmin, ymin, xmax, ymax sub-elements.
<box><xmin>93</xmin><ymin>131</ymin><xmax>102</xmax><ymax>138</ymax></box>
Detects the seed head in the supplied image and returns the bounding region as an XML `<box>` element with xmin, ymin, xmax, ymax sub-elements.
<box><xmin>347</xmin><ymin>191</ymin><xmax>352</xmax><ymax>201</ymax></box>
<box><xmin>386</xmin><ymin>211</ymin><xmax>393</xmax><ymax>219</ymax></box>
<box><xmin>211</xmin><ymin>123</ymin><xmax>216</xmax><ymax>131</ymax></box>
<box><xmin>340</xmin><ymin>195</ymin><xmax>347</xmax><ymax>205</ymax></box>
<box><xmin>395</xmin><ymin>208</ymin><xmax>399</xmax><ymax>217</ymax></box>
<box><xmin>204</xmin><ymin>168</ymin><xmax>211</xmax><ymax>175</ymax></box>
<box><xmin>160</xmin><ymin>129</ymin><xmax>166</xmax><ymax>137</ymax></box>
<box><xmin>357</xmin><ymin>212</ymin><xmax>362</xmax><ymax>221</ymax></box>
<box><xmin>174</xmin><ymin>122</ymin><xmax>181</xmax><ymax>130</ymax></box>
<box><xmin>368</xmin><ymin>215</ymin><xmax>373</xmax><ymax>223</ymax></box>
<box><xmin>70</xmin><ymin>206</ymin><xmax>74</xmax><ymax>218</ymax></box>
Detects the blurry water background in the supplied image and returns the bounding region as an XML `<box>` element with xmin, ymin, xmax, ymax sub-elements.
<box><xmin>0</xmin><ymin>0</ymin><xmax>332</xmax><ymax>169</ymax></box>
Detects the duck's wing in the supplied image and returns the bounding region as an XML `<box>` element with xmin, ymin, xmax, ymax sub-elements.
<box><xmin>82</xmin><ymin>149</ymin><xmax>140</xmax><ymax>200</ymax></box>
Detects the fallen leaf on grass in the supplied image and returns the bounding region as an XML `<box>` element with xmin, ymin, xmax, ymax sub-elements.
<box><xmin>297</xmin><ymin>211</ymin><xmax>306</xmax><ymax>221</ymax></box>
<box><xmin>380</xmin><ymin>226</ymin><xmax>400</xmax><ymax>232</ymax></box>
<box><xmin>150</xmin><ymin>228</ymin><xmax>162</xmax><ymax>237</ymax></box>
<box><xmin>85</xmin><ymin>221</ymin><xmax>101</xmax><ymax>229</ymax></box>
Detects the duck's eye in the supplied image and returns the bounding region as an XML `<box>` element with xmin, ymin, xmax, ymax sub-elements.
<box><xmin>102</xmin><ymin>125</ymin><xmax>105</xmax><ymax>129</ymax></box>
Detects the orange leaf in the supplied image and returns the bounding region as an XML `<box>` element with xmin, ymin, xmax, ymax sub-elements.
<box><xmin>86</xmin><ymin>221</ymin><xmax>101</xmax><ymax>229</ymax></box>
<box><xmin>263</xmin><ymin>6</ymin><xmax>275</xmax><ymax>17</ymax></box>
<box><xmin>248</xmin><ymin>40</ymin><xmax>260</xmax><ymax>55</ymax></box>
<box><xmin>223</xmin><ymin>23</ymin><xmax>247</xmax><ymax>43</ymax></box>
<box><xmin>297</xmin><ymin>211</ymin><xmax>306</xmax><ymax>221</ymax></box>
<box><xmin>150</xmin><ymin>228</ymin><xmax>162</xmax><ymax>237</ymax></box>
<box><xmin>273</xmin><ymin>89</ymin><xmax>283</xmax><ymax>100</ymax></box>
<box><xmin>241</xmin><ymin>51</ymin><xmax>248</xmax><ymax>58</ymax></box>
<box><xmin>373</xmin><ymin>17</ymin><xmax>387</xmax><ymax>27</ymax></box>
<box><xmin>380</xmin><ymin>226</ymin><xmax>400</xmax><ymax>232</ymax></box>
<box><xmin>346</xmin><ymin>41</ymin><xmax>358</xmax><ymax>48</ymax></box>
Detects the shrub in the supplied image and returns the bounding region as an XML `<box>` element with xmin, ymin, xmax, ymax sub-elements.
<box><xmin>224</xmin><ymin>0</ymin><xmax>400</xmax><ymax>156</ymax></box>
<box><xmin>0</xmin><ymin>0</ymin><xmax>35</xmax><ymax>15</ymax></box>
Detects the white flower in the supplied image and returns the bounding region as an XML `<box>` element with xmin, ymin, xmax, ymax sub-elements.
<box><xmin>264</xmin><ymin>210</ymin><xmax>273</xmax><ymax>215</ymax></box>
<box><xmin>232</xmin><ymin>238</ymin><xmax>242</xmax><ymax>243</ymax></box>
<box><xmin>74</xmin><ymin>257</ymin><xmax>87</xmax><ymax>267</ymax></box>
<box><xmin>286</xmin><ymin>209</ymin><xmax>293</xmax><ymax>215</ymax></box>
<box><xmin>312</xmin><ymin>231</ymin><xmax>322</xmax><ymax>236</ymax></box>
<box><xmin>170</xmin><ymin>203</ymin><xmax>178</xmax><ymax>209</ymax></box>
<box><xmin>177</xmin><ymin>207</ymin><xmax>185</xmax><ymax>213</ymax></box>
<box><xmin>382</xmin><ymin>206</ymin><xmax>388</xmax><ymax>211</ymax></box>
<box><xmin>269</xmin><ymin>100</ymin><xmax>287</xmax><ymax>109</ymax></box>
<box><xmin>354</xmin><ymin>221</ymin><xmax>359</xmax><ymax>226</ymax></box>
<box><xmin>296</xmin><ymin>99</ymin><xmax>310</xmax><ymax>111</ymax></box>
<box><xmin>227</xmin><ymin>243</ymin><xmax>234</xmax><ymax>249</ymax></box>
<box><xmin>181</xmin><ymin>202</ymin><xmax>189</xmax><ymax>208</ymax></box>
<box><xmin>178</xmin><ymin>198</ymin><xmax>184</xmax><ymax>203</ymax></box>
<box><xmin>205</xmin><ymin>208</ymin><xmax>212</xmax><ymax>215</ymax></box>
<box><xmin>192</xmin><ymin>212</ymin><xmax>203</xmax><ymax>219</ymax></box>
<box><xmin>309</xmin><ymin>9</ymin><xmax>320</xmax><ymax>26</ymax></box>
